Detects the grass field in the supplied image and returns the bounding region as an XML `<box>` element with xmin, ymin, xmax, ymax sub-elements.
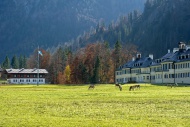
<box><xmin>0</xmin><ymin>84</ymin><xmax>190</xmax><ymax>127</ymax></box>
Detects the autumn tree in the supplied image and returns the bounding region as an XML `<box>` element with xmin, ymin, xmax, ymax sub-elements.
<box><xmin>49</xmin><ymin>46</ymin><xmax>73</xmax><ymax>84</ymax></box>
<box><xmin>70</xmin><ymin>56</ymin><xmax>80</xmax><ymax>84</ymax></box>
<box><xmin>70</xmin><ymin>49</ymin><xmax>85</xmax><ymax>84</ymax></box>
<box><xmin>64</xmin><ymin>65</ymin><xmax>71</xmax><ymax>83</ymax></box>
<box><xmin>99</xmin><ymin>42</ymin><xmax>114</xmax><ymax>83</ymax></box>
<box><xmin>40</xmin><ymin>49</ymin><xmax>51</xmax><ymax>69</ymax></box>
<box><xmin>49</xmin><ymin>47</ymin><xmax>64</xmax><ymax>84</ymax></box>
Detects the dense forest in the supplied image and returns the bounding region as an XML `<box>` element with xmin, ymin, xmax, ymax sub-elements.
<box><xmin>0</xmin><ymin>0</ymin><xmax>145</xmax><ymax>62</ymax></box>
<box><xmin>69</xmin><ymin>0</ymin><xmax>190</xmax><ymax>58</ymax></box>
<box><xmin>1</xmin><ymin>42</ymin><xmax>137</xmax><ymax>84</ymax></box>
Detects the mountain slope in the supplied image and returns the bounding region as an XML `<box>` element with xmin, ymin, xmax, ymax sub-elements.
<box><xmin>131</xmin><ymin>0</ymin><xmax>190</xmax><ymax>58</ymax></box>
<box><xmin>0</xmin><ymin>0</ymin><xmax>145</xmax><ymax>62</ymax></box>
<box><xmin>77</xmin><ymin>0</ymin><xmax>190</xmax><ymax>58</ymax></box>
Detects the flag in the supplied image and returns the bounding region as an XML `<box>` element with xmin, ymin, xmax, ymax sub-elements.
<box><xmin>38</xmin><ymin>51</ymin><xmax>43</xmax><ymax>56</ymax></box>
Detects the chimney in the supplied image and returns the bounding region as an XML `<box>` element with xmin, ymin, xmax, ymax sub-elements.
<box><xmin>149</xmin><ymin>54</ymin><xmax>153</xmax><ymax>60</ymax></box>
<box><xmin>173</xmin><ymin>48</ymin><xmax>179</xmax><ymax>53</ymax></box>
<box><xmin>132</xmin><ymin>57</ymin><xmax>135</xmax><ymax>61</ymax></box>
<box><xmin>168</xmin><ymin>49</ymin><xmax>170</xmax><ymax>53</ymax></box>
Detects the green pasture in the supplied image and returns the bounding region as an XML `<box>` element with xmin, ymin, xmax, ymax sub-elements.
<box><xmin>0</xmin><ymin>84</ymin><xmax>190</xmax><ymax>127</ymax></box>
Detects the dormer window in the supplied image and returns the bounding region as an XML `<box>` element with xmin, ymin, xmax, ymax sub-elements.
<box><xmin>136</xmin><ymin>53</ymin><xmax>141</xmax><ymax>59</ymax></box>
<box><xmin>179</xmin><ymin>42</ymin><xmax>186</xmax><ymax>49</ymax></box>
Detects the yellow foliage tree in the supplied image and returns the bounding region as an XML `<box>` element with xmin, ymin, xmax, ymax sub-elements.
<box><xmin>64</xmin><ymin>65</ymin><xmax>71</xmax><ymax>83</ymax></box>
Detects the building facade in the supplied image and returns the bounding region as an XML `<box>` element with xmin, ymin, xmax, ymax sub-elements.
<box><xmin>116</xmin><ymin>42</ymin><xmax>190</xmax><ymax>84</ymax></box>
<box><xmin>0</xmin><ymin>67</ymin><xmax>2</xmax><ymax>78</ymax></box>
<box><xmin>5</xmin><ymin>68</ymin><xmax>48</xmax><ymax>84</ymax></box>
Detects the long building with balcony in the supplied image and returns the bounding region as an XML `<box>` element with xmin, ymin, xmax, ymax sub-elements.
<box><xmin>4</xmin><ymin>68</ymin><xmax>48</xmax><ymax>84</ymax></box>
<box><xmin>115</xmin><ymin>42</ymin><xmax>190</xmax><ymax>84</ymax></box>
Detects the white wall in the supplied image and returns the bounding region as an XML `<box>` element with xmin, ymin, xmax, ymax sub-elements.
<box><xmin>7</xmin><ymin>78</ymin><xmax>46</xmax><ymax>84</ymax></box>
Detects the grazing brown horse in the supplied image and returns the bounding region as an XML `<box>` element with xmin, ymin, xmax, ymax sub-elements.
<box><xmin>88</xmin><ymin>84</ymin><xmax>95</xmax><ymax>90</ymax></box>
<box><xmin>129</xmin><ymin>85</ymin><xmax>140</xmax><ymax>91</ymax></box>
<box><xmin>135</xmin><ymin>85</ymin><xmax>140</xmax><ymax>89</ymax></box>
<box><xmin>115</xmin><ymin>83</ymin><xmax>122</xmax><ymax>91</ymax></box>
<box><xmin>129</xmin><ymin>86</ymin><xmax>135</xmax><ymax>91</ymax></box>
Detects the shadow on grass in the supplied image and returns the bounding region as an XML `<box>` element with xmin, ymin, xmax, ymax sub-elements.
<box><xmin>151</xmin><ymin>83</ymin><xmax>190</xmax><ymax>87</ymax></box>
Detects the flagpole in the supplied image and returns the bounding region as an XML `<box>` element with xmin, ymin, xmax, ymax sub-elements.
<box><xmin>37</xmin><ymin>46</ymin><xmax>39</xmax><ymax>86</ymax></box>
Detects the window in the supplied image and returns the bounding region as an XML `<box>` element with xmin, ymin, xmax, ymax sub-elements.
<box><xmin>27</xmin><ymin>75</ymin><xmax>30</xmax><ymax>78</ymax></box>
<box><xmin>14</xmin><ymin>75</ymin><xmax>17</xmax><ymax>78</ymax></box>
<box><xmin>158</xmin><ymin>74</ymin><xmax>160</xmax><ymax>79</ymax></box>
<box><xmin>13</xmin><ymin>79</ymin><xmax>17</xmax><ymax>82</ymax></box>
<box><xmin>26</xmin><ymin>79</ymin><xmax>30</xmax><ymax>82</ymax></box>
<box><xmin>178</xmin><ymin>73</ymin><xmax>180</xmax><ymax>78</ymax></box>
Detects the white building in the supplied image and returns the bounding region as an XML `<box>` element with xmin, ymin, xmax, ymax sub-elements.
<box><xmin>5</xmin><ymin>68</ymin><xmax>48</xmax><ymax>84</ymax></box>
<box><xmin>116</xmin><ymin>53</ymin><xmax>154</xmax><ymax>83</ymax></box>
<box><xmin>116</xmin><ymin>42</ymin><xmax>190</xmax><ymax>84</ymax></box>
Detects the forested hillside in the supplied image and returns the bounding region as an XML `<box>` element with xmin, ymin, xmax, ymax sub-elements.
<box><xmin>75</xmin><ymin>0</ymin><xmax>190</xmax><ymax>58</ymax></box>
<box><xmin>0</xmin><ymin>0</ymin><xmax>145</xmax><ymax>62</ymax></box>
<box><xmin>132</xmin><ymin>0</ymin><xmax>190</xmax><ymax>57</ymax></box>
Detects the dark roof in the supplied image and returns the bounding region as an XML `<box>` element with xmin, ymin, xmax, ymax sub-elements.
<box><xmin>5</xmin><ymin>69</ymin><xmax>48</xmax><ymax>74</ymax></box>
<box><xmin>132</xmin><ymin>57</ymin><xmax>153</xmax><ymax>68</ymax></box>
<box><xmin>118</xmin><ymin>56</ymin><xmax>153</xmax><ymax>70</ymax></box>
<box><xmin>154</xmin><ymin>48</ymin><xmax>190</xmax><ymax>64</ymax></box>
<box><xmin>160</xmin><ymin>52</ymin><xmax>178</xmax><ymax>63</ymax></box>
<box><xmin>118</xmin><ymin>43</ymin><xmax>190</xmax><ymax>70</ymax></box>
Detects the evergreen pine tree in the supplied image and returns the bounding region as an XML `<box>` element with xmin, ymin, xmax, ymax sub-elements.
<box><xmin>114</xmin><ymin>41</ymin><xmax>122</xmax><ymax>68</ymax></box>
<box><xmin>11</xmin><ymin>55</ymin><xmax>19</xmax><ymax>69</ymax></box>
<box><xmin>23</xmin><ymin>55</ymin><xmax>27</xmax><ymax>68</ymax></box>
<box><xmin>19</xmin><ymin>55</ymin><xmax>24</xmax><ymax>68</ymax></box>
<box><xmin>2</xmin><ymin>56</ymin><xmax>10</xmax><ymax>69</ymax></box>
<box><xmin>92</xmin><ymin>56</ymin><xmax>100</xmax><ymax>83</ymax></box>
